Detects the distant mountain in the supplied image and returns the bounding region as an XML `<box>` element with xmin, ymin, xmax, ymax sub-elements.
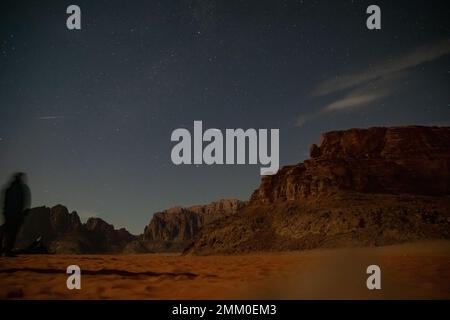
<box><xmin>15</xmin><ymin>205</ymin><xmax>136</xmax><ymax>254</ymax></box>
<box><xmin>186</xmin><ymin>126</ymin><xmax>450</xmax><ymax>254</ymax></box>
<box><xmin>139</xmin><ymin>199</ymin><xmax>246</xmax><ymax>252</ymax></box>
<box><xmin>13</xmin><ymin>199</ymin><xmax>246</xmax><ymax>254</ymax></box>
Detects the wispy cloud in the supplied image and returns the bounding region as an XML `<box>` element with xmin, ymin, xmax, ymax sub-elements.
<box><xmin>296</xmin><ymin>76</ymin><xmax>398</xmax><ymax>127</ymax></box>
<box><xmin>296</xmin><ymin>40</ymin><xmax>450</xmax><ymax>127</ymax></box>
<box><xmin>321</xmin><ymin>71</ymin><xmax>403</xmax><ymax>111</ymax></box>
<box><xmin>312</xmin><ymin>40</ymin><xmax>450</xmax><ymax>97</ymax></box>
<box><xmin>323</xmin><ymin>91</ymin><xmax>385</xmax><ymax>112</ymax></box>
<box><xmin>37</xmin><ymin>115</ymin><xmax>66</xmax><ymax>120</ymax></box>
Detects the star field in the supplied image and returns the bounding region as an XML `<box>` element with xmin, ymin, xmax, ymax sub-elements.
<box><xmin>0</xmin><ymin>0</ymin><xmax>449</xmax><ymax>233</ymax></box>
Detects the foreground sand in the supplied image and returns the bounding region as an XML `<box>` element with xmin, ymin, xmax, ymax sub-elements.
<box><xmin>0</xmin><ymin>241</ymin><xmax>449</xmax><ymax>299</ymax></box>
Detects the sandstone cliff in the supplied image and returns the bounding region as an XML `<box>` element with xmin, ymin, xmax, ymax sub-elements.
<box><xmin>252</xmin><ymin>126</ymin><xmax>450</xmax><ymax>203</ymax></box>
<box><xmin>141</xmin><ymin>199</ymin><xmax>246</xmax><ymax>251</ymax></box>
<box><xmin>187</xmin><ymin>126</ymin><xmax>450</xmax><ymax>254</ymax></box>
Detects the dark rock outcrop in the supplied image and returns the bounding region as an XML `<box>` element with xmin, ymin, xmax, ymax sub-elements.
<box><xmin>15</xmin><ymin>205</ymin><xmax>136</xmax><ymax>254</ymax></box>
<box><xmin>13</xmin><ymin>199</ymin><xmax>246</xmax><ymax>254</ymax></box>
<box><xmin>187</xmin><ymin>126</ymin><xmax>450</xmax><ymax>255</ymax></box>
<box><xmin>83</xmin><ymin>217</ymin><xmax>135</xmax><ymax>253</ymax></box>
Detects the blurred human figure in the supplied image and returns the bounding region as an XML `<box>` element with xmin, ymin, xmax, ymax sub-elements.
<box><xmin>0</xmin><ymin>172</ymin><xmax>31</xmax><ymax>256</ymax></box>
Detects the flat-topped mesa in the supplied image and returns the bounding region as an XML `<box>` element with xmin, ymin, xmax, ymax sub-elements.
<box><xmin>313</xmin><ymin>126</ymin><xmax>450</xmax><ymax>160</ymax></box>
<box><xmin>251</xmin><ymin>126</ymin><xmax>450</xmax><ymax>203</ymax></box>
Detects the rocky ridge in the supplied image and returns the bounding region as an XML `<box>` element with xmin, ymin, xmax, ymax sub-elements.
<box><xmin>15</xmin><ymin>205</ymin><xmax>136</xmax><ymax>253</ymax></box>
<box><xmin>186</xmin><ymin>126</ymin><xmax>450</xmax><ymax>254</ymax></box>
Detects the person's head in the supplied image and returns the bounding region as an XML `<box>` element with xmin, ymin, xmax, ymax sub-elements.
<box><xmin>13</xmin><ymin>172</ymin><xmax>26</xmax><ymax>183</ymax></box>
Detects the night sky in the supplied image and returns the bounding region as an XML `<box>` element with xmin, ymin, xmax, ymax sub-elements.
<box><xmin>1</xmin><ymin>0</ymin><xmax>449</xmax><ymax>233</ymax></box>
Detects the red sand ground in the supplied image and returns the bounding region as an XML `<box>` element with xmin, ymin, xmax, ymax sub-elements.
<box><xmin>0</xmin><ymin>241</ymin><xmax>449</xmax><ymax>299</ymax></box>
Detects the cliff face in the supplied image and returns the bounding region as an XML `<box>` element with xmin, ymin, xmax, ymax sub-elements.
<box><xmin>251</xmin><ymin>126</ymin><xmax>450</xmax><ymax>203</ymax></box>
<box><xmin>187</xmin><ymin>126</ymin><xmax>450</xmax><ymax>255</ymax></box>
<box><xmin>15</xmin><ymin>205</ymin><xmax>136</xmax><ymax>254</ymax></box>
<box><xmin>13</xmin><ymin>199</ymin><xmax>246</xmax><ymax>254</ymax></box>
<box><xmin>142</xmin><ymin>199</ymin><xmax>246</xmax><ymax>248</ymax></box>
<box><xmin>11</xmin><ymin>126</ymin><xmax>450</xmax><ymax>255</ymax></box>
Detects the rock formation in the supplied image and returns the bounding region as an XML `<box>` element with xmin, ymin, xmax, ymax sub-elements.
<box><xmin>186</xmin><ymin>126</ymin><xmax>450</xmax><ymax>254</ymax></box>
<box><xmin>12</xmin><ymin>199</ymin><xmax>246</xmax><ymax>254</ymax></box>
<box><xmin>10</xmin><ymin>126</ymin><xmax>450</xmax><ymax>255</ymax></box>
<box><xmin>251</xmin><ymin>126</ymin><xmax>450</xmax><ymax>203</ymax></box>
<box><xmin>15</xmin><ymin>205</ymin><xmax>136</xmax><ymax>254</ymax></box>
<box><xmin>84</xmin><ymin>217</ymin><xmax>135</xmax><ymax>253</ymax></box>
<box><xmin>142</xmin><ymin>199</ymin><xmax>246</xmax><ymax>251</ymax></box>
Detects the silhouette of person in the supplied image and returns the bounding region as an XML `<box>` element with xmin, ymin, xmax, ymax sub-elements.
<box><xmin>0</xmin><ymin>172</ymin><xmax>31</xmax><ymax>256</ymax></box>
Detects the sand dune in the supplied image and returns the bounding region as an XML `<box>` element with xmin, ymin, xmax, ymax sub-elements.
<box><xmin>0</xmin><ymin>241</ymin><xmax>449</xmax><ymax>299</ymax></box>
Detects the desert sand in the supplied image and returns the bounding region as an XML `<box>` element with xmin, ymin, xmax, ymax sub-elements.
<box><xmin>0</xmin><ymin>240</ymin><xmax>449</xmax><ymax>299</ymax></box>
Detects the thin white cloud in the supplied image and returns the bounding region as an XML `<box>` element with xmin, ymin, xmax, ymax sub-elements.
<box><xmin>321</xmin><ymin>78</ymin><xmax>395</xmax><ymax>111</ymax></box>
<box><xmin>295</xmin><ymin>91</ymin><xmax>386</xmax><ymax>127</ymax></box>
<box><xmin>296</xmin><ymin>40</ymin><xmax>450</xmax><ymax>127</ymax></box>
<box><xmin>312</xmin><ymin>40</ymin><xmax>450</xmax><ymax>97</ymax></box>
<box><xmin>323</xmin><ymin>92</ymin><xmax>383</xmax><ymax>112</ymax></box>
<box><xmin>37</xmin><ymin>116</ymin><xmax>66</xmax><ymax>120</ymax></box>
<box><xmin>297</xmin><ymin>78</ymin><xmax>396</xmax><ymax>127</ymax></box>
